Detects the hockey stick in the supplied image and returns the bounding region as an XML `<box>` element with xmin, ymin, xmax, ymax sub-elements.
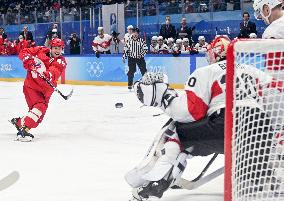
<box><xmin>37</xmin><ymin>72</ymin><xmax>73</xmax><ymax>100</ymax></box>
<box><xmin>192</xmin><ymin>153</ymin><xmax>219</xmax><ymax>182</ymax></box>
<box><xmin>0</xmin><ymin>171</ymin><xmax>19</xmax><ymax>191</ymax></box>
<box><xmin>171</xmin><ymin>153</ymin><xmax>219</xmax><ymax>189</ymax></box>
<box><xmin>177</xmin><ymin>166</ymin><xmax>224</xmax><ymax>190</ymax></box>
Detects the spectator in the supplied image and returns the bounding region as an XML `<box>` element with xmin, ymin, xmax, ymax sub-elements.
<box><xmin>19</xmin><ymin>26</ymin><xmax>34</xmax><ymax>43</ymax></box>
<box><xmin>194</xmin><ymin>36</ymin><xmax>208</xmax><ymax>53</ymax></box>
<box><xmin>92</xmin><ymin>27</ymin><xmax>112</xmax><ymax>57</ymax></box>
<box><xmin>238</xmin><ymin>11</ymin><xmax>257</xmax><ymax>38</ymax></box>
<box><xmin>176</xmin><ymin>18</ymin><xmax>195</xmax><ymax>41</ymax></box>
<box><xmin>45</xmin><ymin>28</ymin><xmax>60</xmax><ymax>48</ymax></box>
<box><xmin>149</xmin><ymin>36</ymin><xmax>158</xmax><ymax>54</ymax></box>
<box><xmin>47</xmin><ymin>23</ymin><xmax>61</xmax><ymax>40</ymax></box>
<box><xmin>67</xmin><ymin>32</ymin><xmax>80</xmax><ymax>54</ymax></box>
<box><xmin>159</xmin><ymin>16</ymin><xmax>176</xmax><ymax>40</ymax></box>
<box><xmin>122</xmin><ymin>28</ymin><xmax>148</xmax><ymax>90</ymax></box>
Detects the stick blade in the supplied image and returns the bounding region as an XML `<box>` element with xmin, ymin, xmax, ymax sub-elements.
<box><xmin>63</xmin><ymin>88</ymin><xmax>74</xmax><ymax>100</ymax></box>
<box><xmin>0</xmin><ymin>171</ymin><xmax>20</xmax><ymax>191</ymax></box>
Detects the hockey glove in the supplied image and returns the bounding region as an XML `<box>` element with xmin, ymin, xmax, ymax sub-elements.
<box><xmin>134</xmin><ymin>82</ymin><xmax>178</xmax><ymax>109</ymax></box>
<box><xmin>22</xmin><ymin>55</ymin><xmax>37</xmax><ymax>70</ymax></box>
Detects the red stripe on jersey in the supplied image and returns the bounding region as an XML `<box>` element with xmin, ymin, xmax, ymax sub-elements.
<box><xmin>92</xmin><ymin>42</ymin><xmax>98</xmax><ymax>47</ymax></box>
<box><xmin>211</xmin><ymin>80</ymin><xmax>223</xmax><ymax>99</ymax></box>
<box><xmin>186</xmin><ymin>91</ymin><xmax>208</xmax><ymax>121</ymax></box>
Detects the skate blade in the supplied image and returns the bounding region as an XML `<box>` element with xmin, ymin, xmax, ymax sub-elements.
<box><xmin>14</xmin><ymin>136</ymin><xmax>33</xmax><ymax>142</ymax></box>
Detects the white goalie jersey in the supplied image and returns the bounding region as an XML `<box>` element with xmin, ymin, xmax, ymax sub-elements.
<box><xmin>165</xmin><ymin>60</ymin><xmax>280</xmax><ymax>123</ymax></box>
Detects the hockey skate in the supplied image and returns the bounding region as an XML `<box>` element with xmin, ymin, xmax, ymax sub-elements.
<box><xmin>15</xmin><ymin>127</ymin><xmax>34</xmax><ymax>142</ymax></box>
<box><xmin>9</xmin><ymin>117</ymin><xmax>34</xmax><ymax>142</ymax></box>
<box><xmin>131</xmin><ymin>179</ymin><xmax>171</xmax><ymax>201</ymax></box>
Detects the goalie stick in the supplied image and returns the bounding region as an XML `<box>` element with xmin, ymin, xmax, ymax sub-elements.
<box><xmin>36</xmin><ymin>71</ymin><xmax>73</xmax><ymax>100</ymax></box>
<box><xmin>176</xmin><ymin>166</ymin><xmax>224</xmax><ymax>190</ymax></box>
<box><xmin>0</xmin><ymin>171</ymin><xmax>19</xmax><ymax>191</ymax></box>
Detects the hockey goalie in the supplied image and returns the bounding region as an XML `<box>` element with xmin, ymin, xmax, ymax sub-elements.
<box><xmin>125</xmin><ymin>36</ymin><xmax>284</xmax><ymax>200</ymax></box>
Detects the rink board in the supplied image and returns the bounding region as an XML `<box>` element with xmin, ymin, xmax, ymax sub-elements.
<box><xmin>0</xmin><ymin>54</ymin><xmax>208</xmax><ymax>87</ymax></box>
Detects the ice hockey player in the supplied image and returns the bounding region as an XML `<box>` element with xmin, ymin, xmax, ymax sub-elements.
<box><xmin>149</xmin><ymin>36</ymin><xmax>158</xmax><ymax>54</ymax></box>
<box><xmin>156</xmin><ymin>36</ymin><xmax>168</xmax><ymax>54</ymax></box>
<box><xmin>10</xmin><ymin>38</ymin><xmax>67</xmax><ymax>142</ymax></box>
<box><xmin>126</xmin><ymin>36</ymin><xmax>283</xmax><ymax>200</ymax></box>
<box><xmin>194</xmin><ymin>35</ymin><xmax>208</xmax><ymax>53</ymax></box>
<box><xmin>92</xmin><ymin>27</ymin><xmax>112</xmax><ymax>57</ymax></box>
<box><xmin>253</xmin><ymin>0</ymin><xmax>284</xmax><ymax>39</ymax></box>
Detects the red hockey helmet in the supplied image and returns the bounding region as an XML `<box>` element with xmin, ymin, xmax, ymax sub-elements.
<box><xmin>50</xmin><ymin>38</ymin><xmax>64</xmax><ymax>48</ymax></box>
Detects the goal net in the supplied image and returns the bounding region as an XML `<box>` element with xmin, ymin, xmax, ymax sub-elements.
<box><xmin>225</xmin><ymin>39</ymin><xmax>284</xmax><ymax>201</ymax></box>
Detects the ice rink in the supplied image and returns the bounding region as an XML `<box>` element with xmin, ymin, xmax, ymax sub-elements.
<box><xmin>0</xmin><ymin>81</ymin><xmax>224</xmax><ymax>201</ymax></box>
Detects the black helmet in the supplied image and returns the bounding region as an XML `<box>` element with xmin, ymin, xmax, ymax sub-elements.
<box><xmin>133</xmin><ymin>27</ymin><xmax>140</xmax><ymax>33</ymax></box>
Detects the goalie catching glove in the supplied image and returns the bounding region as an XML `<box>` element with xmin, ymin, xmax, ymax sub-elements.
<box><xmin>134</xmin><ymin>72</ymin><xmax>178</xmax><ymax>109</ymax></box>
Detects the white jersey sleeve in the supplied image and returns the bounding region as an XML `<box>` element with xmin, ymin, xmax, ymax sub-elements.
<box><xmin>262</xmin><ymin>12</ymin><xmax>284</xmax><ymax>39</ymax></box>
<box><xmin>165</xmin><ymin>60</ymin><xmax>227</xmax><ymax>123</ymax></box>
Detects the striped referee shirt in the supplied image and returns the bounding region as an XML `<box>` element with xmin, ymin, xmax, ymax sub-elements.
<box><xmin>123</xmin><ymin>37</ymin><xmax>148</xmax><ymax>59</ymax></box>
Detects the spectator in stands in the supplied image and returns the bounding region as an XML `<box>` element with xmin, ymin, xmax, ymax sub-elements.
<box><xmin>159</xmin><ymin>16</ymin><xmax>176</xmax><ymax>40</ymax></box>
<box><xmin>194</xmin><ymin>35</ymin><xmax>208</xmax><ymax>53</ymax></box>
<box><xmin>67</xmin><ymin>32</ymin><xmax>81</xmax><ymax>54</ymax></box>
<box><xmin>92</xmin><ymin>27</ymin><xmax>112</xmax><ymax>57</ymax></box>
<box><xmin>150</xmin><ymin>36</ymin><xmax>158</xmax><ymax>54</ymax></box>
<box><xmin>238</xmin><ymin>11</ymin><xmax>257</xmax><ymax>38</ymax></box>
<box><xmin>45</xmin><ymin>27</ymin><xmax>60</xmax><ymax>48</ymax></box>
<box><xmin>176</xmin><ymin>18</ymin><xmax>195</xmax><ymax>41</ymax></box>
<box><xmin>47</xmin><ymin>23</ymin><xmax>61</xmax><ymax>40</ymax></box>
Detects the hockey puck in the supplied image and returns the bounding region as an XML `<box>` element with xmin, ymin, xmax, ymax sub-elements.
<box><xmin>115</xmin><ymin>102</ymin><xmax>123</xmax><ymax>108</ymax></box>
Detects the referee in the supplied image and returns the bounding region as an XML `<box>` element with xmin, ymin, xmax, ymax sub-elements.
<box><xmin>123</xmin><ymin>28</ymin><xmax>148</xmax><ymax>90</ymax></box>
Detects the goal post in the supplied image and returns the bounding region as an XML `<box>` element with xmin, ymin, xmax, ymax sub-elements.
<box><xmin>225</xmin><ymin>39</ymin><xmax>284</xmax><ymax>201</ymax></box>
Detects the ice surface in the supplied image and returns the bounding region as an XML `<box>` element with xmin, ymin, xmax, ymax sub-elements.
<box><xmin>0</xmin><ymin>81</ymin><xmax>224</xmax><ymax>201</ymax></box>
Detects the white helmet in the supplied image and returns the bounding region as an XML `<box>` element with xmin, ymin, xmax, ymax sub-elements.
<box><xmin>176</xmin><ymin>39</ymin><xmax>182</xmax><ymax>44</ymax></box>
<box><xmin>98</xmin><ymin>27</ymin><xmax>104</xmax><ymax>34</ymax></box>
<box><xmin>151</xmin><ymin>36</ymin><xmax>158</xmax><ymax>41</ymax></box>
<box><xmin>198</xmin><ymin>36</ymin><xmax>205</xmax><ymax>41</ymax></box>
<box><xmin>167</xmin><ymin>37</ymin><xmax>174</xmax><ymax>43</ymax></box>
<box><xmin>157</xmin><ymin>36</ymin><xmax>163</xmax><ymax>41</ymax></box>
<box><xmin>249</xmin><ymin>33</ymin><xmax>257</xmax><ymax>38</ymax></box>
<box><xmin>182</xmin><ymin>38</ymin><xmax>189</xmax><ymax>43</ymax></box>
<box><xmin>127</xmin><ymin>25</ymin><xmax>134</xmax><ymax>30</ymax></box>
<box><xmin>253</xmin><ymin>0</ymin><xmax>282</xmax><ymax>24</ymax></box>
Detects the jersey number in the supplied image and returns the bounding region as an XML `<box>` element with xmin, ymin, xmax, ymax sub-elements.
<box><xmin>187</xmin><ymin>77</ymin><xmax>196</xmax><ymax>87</ymax></box>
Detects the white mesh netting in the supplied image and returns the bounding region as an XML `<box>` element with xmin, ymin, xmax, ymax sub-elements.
<box><xmin>231</xmin><ymin>40</ymin><xmax>284</xmax><ymax>201</ymax></box>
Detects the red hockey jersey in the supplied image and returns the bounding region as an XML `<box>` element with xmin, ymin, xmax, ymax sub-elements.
<box><xmin>19</xmin><ymin>46</ymin><xmax>67</xmax><ymax>93</ymax></box>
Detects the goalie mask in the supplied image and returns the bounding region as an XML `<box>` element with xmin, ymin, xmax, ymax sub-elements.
<box><xmin>206</xmin><ymin>36</ymin><xmax>231</xmax><ymax>64</ymax></box>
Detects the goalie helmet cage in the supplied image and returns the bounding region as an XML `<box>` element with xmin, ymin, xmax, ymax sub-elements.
<box><xmin>225</xmin><ymin>39</ymin><xmax>284</xmax><ymax>201</ymax></box>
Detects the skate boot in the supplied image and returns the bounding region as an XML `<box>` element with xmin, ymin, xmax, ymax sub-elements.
<box><xmin>15</xmin><ymin>126</ymin><xmax>34</xmax><ymax>142</ymax></box>
<box><xmin>131</xmin><ymin>179</ymin><xmax>171</xmax><ymax>201</ymax></box>
<box><xmin>128</xmin><ymin>86</ymin><xmax>133</xmax><ymax>92</ymax></box>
